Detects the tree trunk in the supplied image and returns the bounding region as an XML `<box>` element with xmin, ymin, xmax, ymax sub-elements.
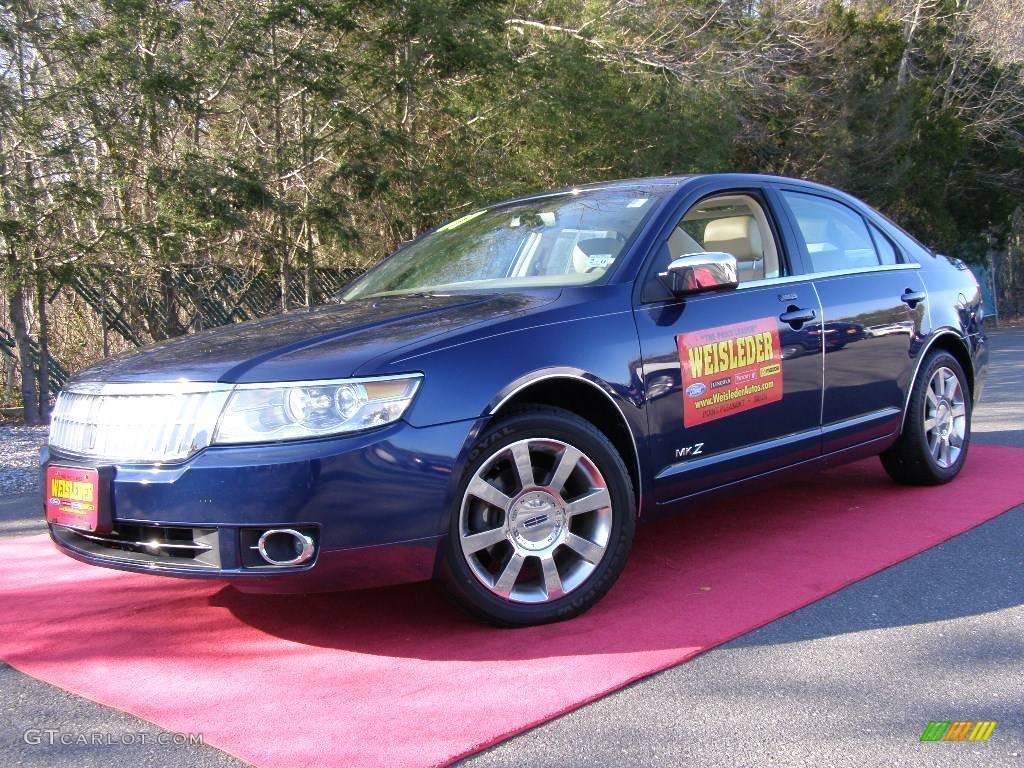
<box><xmin>301</xmin><ymin>90</ymin><xmax>313</xmax><ymax>308</ymax></box>
<box><xmin>3</xmin><ymin>355</ymin><xmax>14</xmax><ymax>403</ymax></box>
<box><xmin>36</xmin><ymin>267</ymin><xmax>51</xmax><ymax>422</ymax></box>
<box><xmin>160</xmin><ymin>267</ymin><xmax>181</xmax><ymax>339</ymax></box>
<box><xmin>897</xmin><ymin>2</ymin><xmax>924</xmax><ymax>89</ymax></box>
<box><xmin>271</xmin><ymin>5</ymin><xmax>290</xmax><ymax>312</ymax></box>
<box><xmin>304</xmin><ymin>218</ymin><xmax>314</xmax><ymax>307</ymax></box>
<box><xmin>7</xmin><ymin>271</ymin><xmax>40</xmax><ymax>425</ymax></box>
<box><xmin>6</xmin><ymin>6</ymin><xmax>40</xmax><ymax>424</ymax></box>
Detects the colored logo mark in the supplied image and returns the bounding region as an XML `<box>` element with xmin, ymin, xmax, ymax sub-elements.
<box><xmin>685</xmin><ymin>382</ymin><xmax>707</xmax><ymax>398</ymax></box>
<box><xmin>920</xmin><ymin>720</ymin><xmax>997</xmax><ymax>742</ymax></box>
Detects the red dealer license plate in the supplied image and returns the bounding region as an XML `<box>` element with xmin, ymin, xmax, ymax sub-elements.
<box><xmin>45</xmin><ymin>466</ymin><xmax>100</xmax><ymax>532</ymax></box>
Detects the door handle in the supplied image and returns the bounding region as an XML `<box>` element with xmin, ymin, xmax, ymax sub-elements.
<box><xmin>901</xmin><ymin>289</ymin><xmax>926</xmax><ymax>307</ymax></box>
<box><xmin>779</xmin><ymin>306</ymin><xmax>816</xmax><ymax>328</ymax></box>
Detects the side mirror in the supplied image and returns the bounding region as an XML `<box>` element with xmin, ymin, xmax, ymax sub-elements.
<box><xmin>659</xmin><ymin>252</ymin><xmax>738</xmax><ymax>297</ymax></box>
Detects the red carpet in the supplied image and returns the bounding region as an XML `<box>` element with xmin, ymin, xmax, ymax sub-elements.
<box><xmin>1</xmin><ymin>444</ymin><xmax>1022</xmax><ymax>768</ymax></box>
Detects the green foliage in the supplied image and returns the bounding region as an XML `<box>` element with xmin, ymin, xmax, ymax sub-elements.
<box><xmin>1</xmin><ymin>0</ymin><xmax>1022</xmax><ymax>318</ymax></box>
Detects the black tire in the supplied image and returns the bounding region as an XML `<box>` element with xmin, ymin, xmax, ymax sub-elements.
<box><xmin>442</xmin><ymin>406</ymin><xmax>636</xmax><ymax>627</ymax></box>
<box><xmin>880</xmin><ymin>351</ymin><xmax>971</xmax><ymax>486</ymax></box>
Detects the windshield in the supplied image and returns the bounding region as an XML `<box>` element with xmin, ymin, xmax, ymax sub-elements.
<box><xmin>342</xmin><ymin>187</ymin><xmax>669</xmax><ymax>301</ymax></box>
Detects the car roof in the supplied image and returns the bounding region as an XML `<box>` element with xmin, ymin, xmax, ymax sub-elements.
<box><xmin>498</xmin><ymin>173</ymin><xmax>855</xmax><ymax>206</ymax></box>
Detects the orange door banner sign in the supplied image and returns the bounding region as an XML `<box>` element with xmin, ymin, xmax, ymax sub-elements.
<box><xmin>677</xmin><ymin>317</ymin><xmax>784</xmax><ymax>426</ymax></box>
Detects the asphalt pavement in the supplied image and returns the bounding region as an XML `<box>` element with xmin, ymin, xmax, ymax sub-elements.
<box><xmin>2</xmin><ymin>328</ymin><xmax>1022</xmax><ymax>767</ymax></box>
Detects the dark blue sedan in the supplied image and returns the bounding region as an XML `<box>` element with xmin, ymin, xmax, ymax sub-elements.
<box><xmin>41</xmin><ymin>174</ymin><xmax>987</xmax><ymax>626</ymax></box>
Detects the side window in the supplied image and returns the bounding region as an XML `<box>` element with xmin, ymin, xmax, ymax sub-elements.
<box><xmin>868</xmin><ymin>222</ymin><xmax>899</xmax><ymax>265</ymax></box>
<box><xmin>667</xmin><ymin>194</ymin><xmax>781</xmax><ymax>283</ymax></box>
<box><xmin>782</xmin><ymin>191</ymin><xmax>884</xmax><ymax>273</ymax></box>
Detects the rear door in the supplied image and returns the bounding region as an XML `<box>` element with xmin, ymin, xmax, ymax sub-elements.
<box><xmin>633</xmin><ymin>186</ymin><xmax>824</xmax><ymax>505</ymax></box>
<box><xmin>775</xmin><ymin>188</ymin><xmax>926</xmax><ymax>453</ymax></box>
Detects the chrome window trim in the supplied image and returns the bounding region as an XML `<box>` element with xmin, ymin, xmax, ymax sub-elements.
<box><xmin>736</xmin><ymin>262</ymin><xmax>921</xmax><ymax>291</ymax></box>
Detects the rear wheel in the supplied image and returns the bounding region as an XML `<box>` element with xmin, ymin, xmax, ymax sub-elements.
<box><xmin>881</xmin><ymin>351</ymin><xmax>971</xmax><ymax>486</ymax></box>
<box><xmin>442</xmin><ymin>406</ymin><xmax>635</xmax><ymax>627</ymax></box>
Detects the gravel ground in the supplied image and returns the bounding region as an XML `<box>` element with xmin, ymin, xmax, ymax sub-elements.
<box><xmin>0</xmin><ymin>425</ymin><xmax>48</xmax><ymax>495</ymax></box>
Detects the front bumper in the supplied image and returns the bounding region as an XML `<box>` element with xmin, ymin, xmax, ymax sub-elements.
<box><xmin>42</xmin><ymin>418</ymin><xmax>482</xmax><ymax>592</ymax></box>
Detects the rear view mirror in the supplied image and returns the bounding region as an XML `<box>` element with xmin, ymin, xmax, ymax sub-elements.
<box><xmin>659</xmin><ymin>252</ymin><xmax>738</xmax><ymax>296</ymax></box>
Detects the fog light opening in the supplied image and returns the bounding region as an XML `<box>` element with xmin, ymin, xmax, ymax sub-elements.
<box><xmin>256</xmin><ymin>529</ymin><xmax>315</xmax><ymax>566</ymax></box>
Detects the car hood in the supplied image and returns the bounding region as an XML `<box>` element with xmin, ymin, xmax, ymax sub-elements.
<box><xmin>73</xmin><ymin>292</ymin><xmax>556</xmax><ymax>385</ymax></box>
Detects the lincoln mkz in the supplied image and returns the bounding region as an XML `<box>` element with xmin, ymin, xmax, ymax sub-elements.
<box><xmin>42</xmin><ymin>174</ymin><xmax>987</xmax><ymax>626</ymax></box>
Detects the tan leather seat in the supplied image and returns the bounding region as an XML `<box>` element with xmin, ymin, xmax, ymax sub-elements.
<box><xmin>667</xmin><ymin>227</ymin><xmax>703</xmax><ymax>259</ymax></box>
<box><xmin>702</xmin><ymin>216</ymin><xmax>765</xmax><ymax>282</ymax></box>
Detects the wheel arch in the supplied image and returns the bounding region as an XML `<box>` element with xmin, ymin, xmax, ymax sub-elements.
<box><xmin>900</xmin><ymin>329</ymin><xmax>974</xmax><ymax>432</ymax></box>
<box><xmin>489</xmin><ymin>373</ymin><xmax>643</xmax><ymax>516</ymax></box>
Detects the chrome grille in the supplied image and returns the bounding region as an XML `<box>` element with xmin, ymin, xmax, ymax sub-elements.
<box><xmin>48</xmin><ymin>382</ymin><xmax>232</xmax><ymax>463</ymax></box>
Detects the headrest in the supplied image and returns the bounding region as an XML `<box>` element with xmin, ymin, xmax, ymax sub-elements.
<box><xmin>703</xmin><ymin>216</ymin><xmax>762</xmax><ymax>260</ymax></box>
<box><xmin>668</xmin><ymin>227</ymin><xmax>703</xmax><ymax>258</ymax></box>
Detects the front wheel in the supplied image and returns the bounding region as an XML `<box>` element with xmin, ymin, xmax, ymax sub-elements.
<box><xmin>881</xmin><ymin>351</ymin><xmax>971</xmax><ymax>486</ymax></box>
<box><xmin>442</xmin><ymin>406</ymin><xmax>635</xmax><ymax>627</ymax></box>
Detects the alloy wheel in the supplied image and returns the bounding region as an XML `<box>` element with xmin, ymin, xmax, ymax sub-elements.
<box><xmin>923</xmin><ymin>365</ymin><xmax>967</xmax><ymax>469</ymax></box>
<box><xmin>458</xmin><ymin>438</ymin><xmax>614</xmax><ymax>604</ymax></box>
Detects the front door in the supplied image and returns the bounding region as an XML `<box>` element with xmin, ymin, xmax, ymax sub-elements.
<box><xmin>634</xmin><ymin>190</ymin><xmax>824</xmax><ymax>506</ymax></box>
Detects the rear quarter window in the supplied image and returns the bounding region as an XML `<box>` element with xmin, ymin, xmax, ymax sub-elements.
<box><xmin>782</xmin><ymin>191</ymin><xmax>885</xmax><ymax>273</ymax></box>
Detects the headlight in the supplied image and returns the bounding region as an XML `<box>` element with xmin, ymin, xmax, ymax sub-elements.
<box><xmin>213</xmin><ymin>375</ymin><xmax>421</xmax><ymax>445</ymax></box>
